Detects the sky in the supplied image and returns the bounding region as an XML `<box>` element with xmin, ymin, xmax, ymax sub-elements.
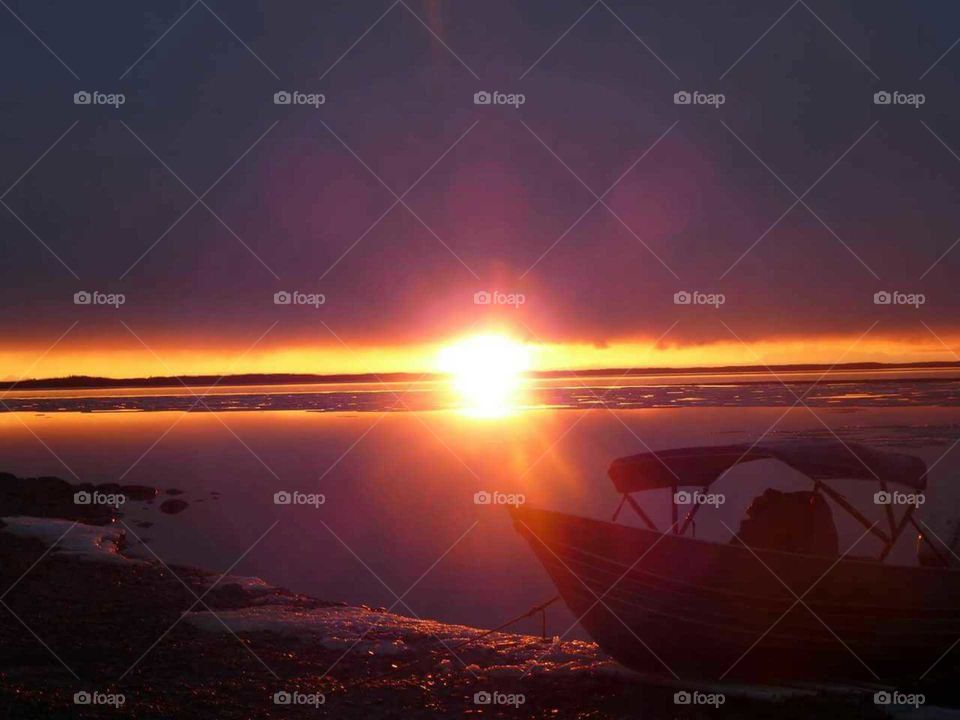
<box><xmin>3</xmin><ymin>1</ymin><xmax>960</xmax><ymax>378</ymax></box>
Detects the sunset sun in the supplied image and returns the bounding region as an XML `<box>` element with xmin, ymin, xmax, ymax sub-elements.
<box><xmin>438</xmin><ymin>334</ymin><xmax>531</xmax><ymax>415</ymax></box>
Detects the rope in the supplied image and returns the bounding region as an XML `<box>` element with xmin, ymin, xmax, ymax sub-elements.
<box><xmin>344</xmin><ymin>595</ymin><xmax>561</xmax><ymax>689</ymax></box>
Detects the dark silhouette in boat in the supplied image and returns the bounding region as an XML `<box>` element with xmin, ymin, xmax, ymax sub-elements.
<box><xmin>511</xmin><ymin>440</ymin><xmax>957</xmax><ymax>683</ymax></box>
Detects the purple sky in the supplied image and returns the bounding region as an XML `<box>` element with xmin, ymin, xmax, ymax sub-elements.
<box><xmin>3</xmin><ymin>1</ymin><xmax>960</xmax><ymax>374</ymax></box>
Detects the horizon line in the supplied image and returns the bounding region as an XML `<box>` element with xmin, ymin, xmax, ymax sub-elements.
<box><xmin>4</xmin><ymin>359</ymin><xmax>960</xmax><ymax>391</ymax></box>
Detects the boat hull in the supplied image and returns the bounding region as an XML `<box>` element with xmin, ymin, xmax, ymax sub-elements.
<box><xmin>511</xmin><ymin>506</ymin><xmax>960</xmax><ymax>683</ymax></box>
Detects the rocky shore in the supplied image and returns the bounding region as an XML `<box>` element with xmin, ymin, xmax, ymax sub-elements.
<box><xmin>0</xmin><ymin>472</ymin><xmax>952</xmax><ymax>719</ymax></box>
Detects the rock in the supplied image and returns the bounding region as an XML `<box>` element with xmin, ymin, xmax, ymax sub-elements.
<box><xmin>166</xmin><ymin>488</ymin><xmax>185</xmax><ymax>496</ymax></box>
<box><xmin>32</xmin><ymin>476</ymin><xmax>77</xmax><ymax>496</ymax></box>
<box><xmin>0</xmin><ymin>473</ymin><xmax>113</xmax><ymax>525</ymax></box>
<box><xmin>206</xmin><ymin>583</ymin><xmax>248</xmax><ymax>607</ymax></box>
<box><xmin>159</xmin><ymin>499</ymin><xmax>189</xmax><ymax>515</ymax></box>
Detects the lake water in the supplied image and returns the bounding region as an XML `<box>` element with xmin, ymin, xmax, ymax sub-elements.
<box><xmin>2</xmin><ymin>372</ymin><xmax>960</xmax><ymax>641</ymax></box>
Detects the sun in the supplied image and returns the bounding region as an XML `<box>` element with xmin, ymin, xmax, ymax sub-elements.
<box><xmin>437</xmin><ymin>334</ymin><xmax>531</xmax><ymax>416</ymax></box>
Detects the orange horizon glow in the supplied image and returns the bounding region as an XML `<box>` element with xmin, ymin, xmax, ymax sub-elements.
<box><xmin>1</xmin><ymin>331</ymin><xmax>960</xmax><ymax>382</ymax></box>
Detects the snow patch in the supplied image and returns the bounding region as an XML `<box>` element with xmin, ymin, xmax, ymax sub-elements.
<box><xmin>880</xmin><ymin>707</ymin><xmax>960</xmax><ymax>719</ymax></box>
<box><xmin>184</xmin><ymin>604</ymin><xmax>613</xmax><ymax>674</ymax></box>
<box><xmin>208</xmin><ymin>574</ymin><xmax>273</xmax><ymax>593</ymax></box>
<box><xmin>184</xmin><ymin>605</ymin><xmax>470</xmax><ymax>646</ymax></box>
<box><xmin>1</xmin><ymin>516</ymin><xmax>133</xmax><ymax>563</ymax></box>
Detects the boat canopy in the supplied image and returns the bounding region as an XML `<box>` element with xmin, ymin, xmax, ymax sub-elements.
<box><xmin>608</xmin><ymin>440</ymin><xmax>927</xmax><ymax>494</ymax></box>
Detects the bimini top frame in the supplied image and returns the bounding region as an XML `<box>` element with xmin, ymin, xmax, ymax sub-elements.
<box><xmin>607</xmin><ymin>440</ymin><xmax>936</xmax><ymax>563</ymax></box>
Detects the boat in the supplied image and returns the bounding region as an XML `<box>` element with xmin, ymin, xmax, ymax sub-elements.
<box><xmin>511</xmin><ymin>439</ymin><xmax>960</xmax><ymax>683</ymax></box>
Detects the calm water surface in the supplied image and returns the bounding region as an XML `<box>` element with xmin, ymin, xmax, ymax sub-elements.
<box><xmin>2</xmin><ymin>374</ymin><xmax>960</xmax><ymax>639</ymax></box>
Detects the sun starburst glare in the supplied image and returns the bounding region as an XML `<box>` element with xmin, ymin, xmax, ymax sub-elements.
<box><xmin>437</xmin><ymin>334</ymin><xmax>531</xmax><ymax>416</ymax></box>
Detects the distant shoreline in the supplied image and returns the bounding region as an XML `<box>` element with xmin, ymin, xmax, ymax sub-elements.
<box><xmin>3</xmin><ymin>361</ymin><xmax>960</xmax><ymax>392</ymax></box>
